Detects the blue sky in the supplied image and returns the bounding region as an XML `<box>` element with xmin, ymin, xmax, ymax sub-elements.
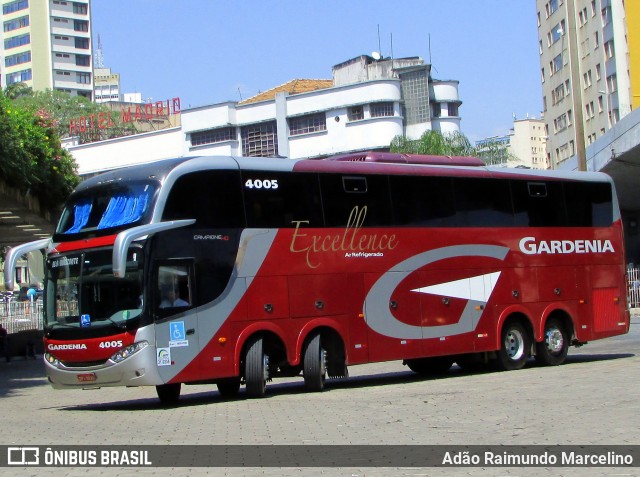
<box><xmin>91</xmin><ymin>0</ymin><xmax>541</xmax><ymax>143</ymax></box>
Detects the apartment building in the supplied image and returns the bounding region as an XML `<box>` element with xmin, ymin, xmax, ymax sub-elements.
<box><xmin>0</xmin><ymin>0</ymin><xmax>92</xmax><ymax>98</ymax></box>
<box><xmin>476</xmin><ymin>117</ymin><xmax>549</xmax><ymax>169</ymax></box>
<box><xmin>537</xmin><ymin>0</ymin><xmax>638</xmax><ymax>169</ymax></box>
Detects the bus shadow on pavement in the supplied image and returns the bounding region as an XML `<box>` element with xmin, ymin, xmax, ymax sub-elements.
<box><xmin>0</xmin><ymin>357</ymin><xmax>47</xmax><ymax>399</ymax></box>
<box><xmin>55</xmin><ymin>351</ymin><xmax>635</xmax><ymax>412</ymax></box>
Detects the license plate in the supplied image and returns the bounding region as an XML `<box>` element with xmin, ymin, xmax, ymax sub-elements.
<box><xmin>77</xmin><ymin>373</ymin><xmax>97</xmax><ymax>382</ymax></box>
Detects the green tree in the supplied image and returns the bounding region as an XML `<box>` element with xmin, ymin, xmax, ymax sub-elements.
<box><xmin>11</xmin><ymin>87</ymin><xmax>109</xmax><ymax>139</ymax></box>
<box><xmin>0</xmin><ymin>90</ymin><xmax>79</xmax><ymax>213</ymax></box>
<box><xmin>390</xmin><ymin>130</ymin><xmax>518</xmax><ymax>166</ymax></box>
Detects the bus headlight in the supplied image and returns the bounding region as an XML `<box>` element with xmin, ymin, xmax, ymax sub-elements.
<box><xmin>110</xmin><ymin>341</ymin><xmax>149</xmax><ymax>363</ymax></box>
<box><xmin>45</xmin><ymin>353</ymin><xmax>59</xmax><ymax>367</ymax></box>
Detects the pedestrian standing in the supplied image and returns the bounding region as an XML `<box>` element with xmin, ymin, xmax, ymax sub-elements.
<box><xmin>0</xmin><ymin>323</ymin><xmax>10</xmax><ymax>362</ymax></box>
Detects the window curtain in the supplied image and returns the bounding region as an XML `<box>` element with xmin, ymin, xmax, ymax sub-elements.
<box><xmin>64</xmin><ymin>200</ymin><xmax>92</xmax><ymax>234</ymax></box>
<box><xmin>97</xmin><ymin>192</ymin><xmax>150</xmax><ymax>229</ymax></box>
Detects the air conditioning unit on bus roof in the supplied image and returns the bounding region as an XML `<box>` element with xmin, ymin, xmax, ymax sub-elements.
<box><xmin>324</xmin><ymin>151</ymin><xmax>485</xmax><ymax>167</ymax></box>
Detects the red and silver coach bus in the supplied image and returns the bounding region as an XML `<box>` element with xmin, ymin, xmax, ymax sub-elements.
<box><xmin>4</xmin><ymin>152</ymin><xmax>630</xmax><ymax>404</ymax></box>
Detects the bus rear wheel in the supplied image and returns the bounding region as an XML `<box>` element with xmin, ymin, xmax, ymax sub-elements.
<box><xmin>303</xmin><ymin>333</ymin><xmax>326</xmax><ymax>391</ymax></box>
<box><xmin>496</xmin><ymin>321</ymin><xmax>531</xmax><ymax>371</ymax></box>
<box><xmin>245</xmin><ymin>337</ymin><xmax>268</xmax><ymax>398</ymax></box>
<box><xmin>535</xmin><ymin>318</ymin><xmax>569</xmax><ymax>366</ymax></box>
<box><xmin>156</xmin><ymin>383</ymin><xmax>181</xmax><ymax>405</ymax></box>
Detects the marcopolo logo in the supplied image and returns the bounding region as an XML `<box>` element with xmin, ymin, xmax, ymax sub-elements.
<box><xmin>519</xmin><ymin>236</ymin><xmax>615</xmax><ymax>255</ymax></box>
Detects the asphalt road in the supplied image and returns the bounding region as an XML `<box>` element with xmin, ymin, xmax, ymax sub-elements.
<box><xmin>1</xmin><ymin>318</ymin><xmax>639</xmax><ymax>477</ymax></box>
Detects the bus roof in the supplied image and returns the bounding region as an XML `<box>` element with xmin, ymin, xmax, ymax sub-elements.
<box><xmin>74</xmin><ymin>153</ymin><xmax>614</xmax><ymax>196</ymax></box>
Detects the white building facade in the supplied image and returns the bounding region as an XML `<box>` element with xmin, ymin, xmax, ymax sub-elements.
<box><xmin>68</xmin><ymin>55</ymin><xmax>462</xmax><ymax>176</ymax></box>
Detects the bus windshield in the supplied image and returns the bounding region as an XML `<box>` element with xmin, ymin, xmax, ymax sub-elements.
<box><xmin>55</xmin><ymin>181</ymin><xmax>157</xmax><ymax>236</ymax></box>
<box><xmin>45</xmin><ymin>248</ymin><xmax>144</xmax><ymax>330</ymax></box>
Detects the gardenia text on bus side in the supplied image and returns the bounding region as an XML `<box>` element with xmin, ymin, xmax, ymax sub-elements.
<box><xmin>519</xmin><ymin>236</ymin><xmax>615</xmax><ymax>255</ymax></box>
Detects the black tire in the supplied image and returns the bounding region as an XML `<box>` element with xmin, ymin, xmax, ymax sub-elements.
<box><xmin>303</xmin><ymin>333</ymin><xmax>326</xmax><ymax>391</ymax></box>
<box><xmin>156</xmin><ymin>383</ymin><xmax>181</xmax><ymax>405</ymax></box>
<box><xmin>217</xmin><ymin>378</ymin><xmax>241</xmax><ymax>397</ymax></box>
<box><xmin>245</xmin><ymin>337</ymin><xmax>268</xmax><ymax>398</ymax></box>
<box><xmin>404</xmin><ymin>356</ymin><xmax>454</xmax><ymax>375</ymax></box>
<box><xmin>496</xmin><ymin>321</ymin><xmax>531</xmax><ymax>371</ymax></box>
<box><xmin>535</xmin><ymin>318</ymin><xmax>569</xmax><ymax>366</ymax></box>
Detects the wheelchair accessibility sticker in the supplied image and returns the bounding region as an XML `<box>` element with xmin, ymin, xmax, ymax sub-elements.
<box><xmin>169</xmin><ymin>321</ymin><xmax>188</xmax><ymax>348</ymax></box>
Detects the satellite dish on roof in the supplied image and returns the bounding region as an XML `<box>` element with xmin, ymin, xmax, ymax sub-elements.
<box><xmin>371</xmin><ymin>51</ymin><xmax>382</xmax><ymax>60</ymax></box>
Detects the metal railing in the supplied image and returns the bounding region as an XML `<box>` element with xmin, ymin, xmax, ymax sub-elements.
<box><xmin>0</xmin><ymin>300</ymin><xmax>44</xmax><ymax>334</ymax></box>
<box><xmin>628</xmin><ymin>268</ymin><xmax>640</xmax><ymax>309</ymax></box>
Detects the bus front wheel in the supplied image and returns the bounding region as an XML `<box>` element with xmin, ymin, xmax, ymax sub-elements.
<box><xmin>496</xmin><ymin>321</ymin><xmax>531</xmax><ymax>371</ymax></box>
<box><xmin>535</xmin><ymin>318</ymin><xmax>569</xmax><ymax>366</ymax></box>
<box><xmin>245</xmin><ymin>337</ymin><xmax>268</xmax><ymax>398</ymax></box>
<box><xmin>156</xmin><ymin>383</ymin><xmax>181</xmax><ymax>405</ymax></box>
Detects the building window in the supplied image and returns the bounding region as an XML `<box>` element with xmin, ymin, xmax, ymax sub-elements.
<box><xmin>5</xmin><ymin>51</ymin><xmax>30</xmax><ymax>67</ymax></box>
<box><xmin>607</xmin><ymin>74</ymin><xmax>617</xmax><ymax>93</ymax></box>
<box><xmin>399</xmin><ymin>68</ymin><xmax>430</xmax><ymax>124</ymax></box>
<box><xmin>77</xmin><ymin>72</ymin><xmax>91</xmax><ymax>84</ymax></box>
<box><xmin>604</xmin><ymin>40</ymin><xmax>615</xmax><ymax>59</ymax></box>
<box><xmin>3</xmin><ymin>0</ymin><xmax>28</xmax><ymax>15</ymax></box>
<box><xmin>74</xmin><ymin>37</ymin><xmax>89</xmax><ymax>49</ymax></box>
<box><xmin>241</xmin><ymin>121</ymin><xmax>278</xmax><ymax>157</ymax></box>
<box><xmin>551</xmin><ymin>21</ymin><xmax>564</xmax><ymax>43</ymax></box>
<box><xmin>75</xmin><ymin>54</ymin><xmax>90</xmax><ymax>66</ymax></box>
<box><xmin>601</xmin><ymin>6</ymin><xmax>611</xmax><ymax>26</ymax></box>
<box><xmin>370</xmin><ymin>102</ymin><xmax>394</xmax><ymax>118</ymax></box>
<box><xmin>74</xmin><ymin>20</ymin><xmax>89</xmax><ymax>32</ymax></box>
<box><xmin>4</xmin><ymin>33</ymin><xmax>30</xmax><ymax>49</ymax></box>
<box><xmin>6</xmin><ymin>68</ymin><xmax>32</xmax><ymax>85</ymax></box>
<box><xmin>289</xmin><ymin>113</ymin><xmax>326</xmax><ymax>136</ymax></box>
<box><xmin>347</xmin><ymin>106</ymin><xmax>364</xmax><ymax>121</ymax></box>
<box><xmin>551</xmin><ymin>53</ymin><xmax>563</xmax><ymax>75</ymax></box>
<box><xmin>583</xmin><ymin>70</ymin><xmax>592</xmax><ymax>89</ymax></box>
<box><xmin>3</xmin><ymin>15</ymin><xmax>29</xmax><ymax>32</ymax></box>
<box><xmin>73</xmin><ymin>2</ymin><xmax>88</xmax><ymax>14</ymax></box>
<box><xmin>191</xmin><ymin>127</ymin><xmax>236</xmax><ymax>146</ymax></box>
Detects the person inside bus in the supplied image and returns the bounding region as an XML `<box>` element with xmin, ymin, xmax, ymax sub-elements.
<box><xmin>159</xmin><ymin>284</ymin><xmax>189</xmax><ymax>308</ymax></box>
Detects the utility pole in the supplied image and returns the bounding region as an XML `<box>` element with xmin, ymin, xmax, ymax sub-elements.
<box><xmin>566</xmin><ymin>0</ymin><xmax>588</xmax><ymax>171</ymax></box>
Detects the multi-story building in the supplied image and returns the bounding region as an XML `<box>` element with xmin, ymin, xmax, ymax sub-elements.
<box><xmin>536</xmin><ymin>0</ymin><xmax>638</xmax><ymax>169</ymax></box>
<box><xmin>68</xmin><ymin>54</ymin><xmax>462</xmax><ymax>176</ymax></box>
<box><xmin>182</xmin><ymin>55</ymin><xmax>460</xmax><ymax>160</ymax></box>
<box><xmin>0</xmin><ymin>0</ymin><xmax>92</xmax><ymax>98</ymax></box>
<box><xmin>93</xmin><ymin>66</ymin><xmax>119</xmax><ymax>103</ymax></box>
<box><xmin>476</xmin><ymin>117</ymin><xmax>548</xmax><ymax>169</ymax></box>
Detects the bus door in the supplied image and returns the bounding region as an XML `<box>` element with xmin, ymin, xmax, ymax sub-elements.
<box><xmin>152</xmin><ymin>260</ymin><xmax>201</xmax><ymax>382</ymax></box>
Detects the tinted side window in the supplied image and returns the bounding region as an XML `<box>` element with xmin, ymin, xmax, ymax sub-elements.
<box><xmin>243</xmin><ymin>171</ymin><xmax>322</xmax><ymax>228</ymax></box>
<box><xmin>452</xmin><ymin>178</ymin><xmax>514</xmax><ymax>227</ymax></box>
<box><xmin>390</xmin><ymin>175</ymin><xmax>455</xmax><ymax>227</ymax></box>
<box><xmin>162</xmin><ymin>170</ymin><xmax>244</xmax><ymax>227</ymax></box>
<box><xmin>321</xmin><ymin>174</ymin><xmax>392</xmax><ymax>227</ymax></box>
<box><xmin>564</xmin><ymin>181</ymin><xmax>613</xmax><ymax>227</ymax></box>
<box><xmin>512</xmin><ymin>180</ymin><xmax>566</xmax><ymax>227</ymax></box>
